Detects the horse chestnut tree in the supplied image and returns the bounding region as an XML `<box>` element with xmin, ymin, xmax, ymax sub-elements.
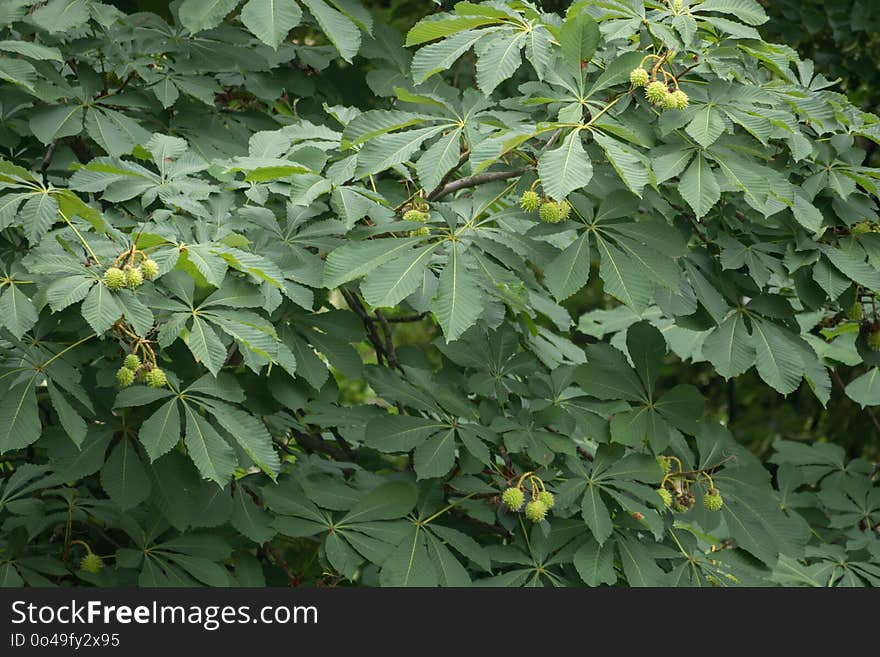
<box><xmin>0</xmin><ymin>0</ymin><xmax>879</xmax><ymax>587</ymax></box>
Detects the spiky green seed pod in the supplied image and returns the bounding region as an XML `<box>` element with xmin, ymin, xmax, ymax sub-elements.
<box><xmin>657</xmin><ymin>488</ymin><xmax>673</xmax><ymax>509</ymax></box>
<box><xmin>519</xmin><ymin>190</ymin><xmax>541</xmax><ymax>212</ymax></box>
<box><xmin>538</xmin><ymin>201</ymin><xmax>562</xmax><ymax>224</ymax></box>
<box><xmin>79</xmin><ymin>552</ymin><xmax>104</xmax><ymax>574</ymax></box>
<box><xmin>524</xmin><ymin>499</ymin><xmax>548</xmax><ymax>522</ymax></box>
<box><xmin>501</xmin><ymin>487</ymin><xmax>525</xmax><ymax>511</ymax></box>
<box><xmin>630</xmin><ymin>67</ymin><xmax>649</xmax><ymax>87</ymax></box>
<box><xmin>116</xmin><ymin>366</ymin><xmax>135</xmax><ymax>387</ymax></box>
<box><xmin>124</xmin><ymin>266</ymin><xmax>144</xmax><ymax>289</ymax></box>
<box><xmin>852</xmin><ymin>221</ymin><xmax>872</xmax><ymax>234</ymax></box>
<box><xmin>103</xmin><ymin>267</ymin><xmax>126</xmax><ymax>291</ymax></box>
<box><xmin>646</xmin><ymin>80</ymin><xmax>668</xmax><ymax>105</ymax></box>
<box><xmin>145</xmin><ymin>368</ymin><xmax>167</xmax><ymax>389</ymax></box>
<box><xmin>670</xmin><ymin>89</ymin><xmax>689</xmax><ymax>109</ymax></box>
<box><xmin>656</xmin><ymin>455</ymin><xmax>672</xmax><ymax>474</ymax></box>
<box><xmin>408</xmin><ymin>227</ymin><xmax>430</xmax><ymax>237</ymax></box>
<box><xmin>557</xmin><ymin>200</ymin><xmax>571</xmax><ymax>220</ymax></box>
<box><xmin>537</xmin><ymin>490</ymin><xmax>555</xmax><ymax>509</ymax></box>
<box><xmin>141</xmin><ymin>258</ymin><xmax>159</xmax><ymax>280</ymax></box>
<box><xmin>673</xmin><ymin>0</ymin><xmax>683</xmax><ymax>11</ymax></box>
<box><xmin>846</xmin><ymin>302</ymin><xmax>864</xmax><ymax>321</ymax></box>
<box><xmin>403</xmin><ymin>209</ymin><xmax>428</xmax><ymax>223</ymax></box>
<box><xmin>123</xmin><ymin>353</ymin><xmax>140</xmax><ymax>370</ymax></box>
<box><xmin>703</xmin><ymin>488</ymin><xmax>724</xmax><ymax>511</ymax></box>
<box><xmin>868</xmin><ymin>330</ymin><xmax>880</xmax><ymax>352</ymax></box>
<box><xmin>662</xmin><ymin>91</ymin><xmax>679</xmax><ymax>110</ymax></box>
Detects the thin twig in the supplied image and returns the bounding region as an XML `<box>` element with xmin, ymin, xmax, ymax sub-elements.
<box><xmin>427</xmin><ymin>169</ymin><xmax>525</xmax><ymax>202</ymax></box>
<box><xmin>386</xmin><ymin>313</ymin><xmax>428</xmax><ymax>323</ymax></box>
<box><xmin>375</xmin><ymin>309</ymin><xmax>401</xmax><ymax>372</ymax></box>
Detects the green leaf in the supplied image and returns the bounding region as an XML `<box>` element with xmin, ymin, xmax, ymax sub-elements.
<box><xmin>361</xmin><ymin>245</ymin><xmax>435</xmax><ymax>308</ymax></box>
<box><xmin>686</xmin><ymin>105</ymin><xmax>726</xmax><ymax>148</ymax></box>
<box><xmin>411</xmin><ymin>30</ymin><xmax>486</xmax><ymax>84</ymax></box>
<box><xmin>178</xmin><ymin>0</ymin><xmax>239</xmax><ymax>33</ymax></box>
<box><xmin>679</xmin><ymin>155</ymin><xmax>720</xmax><ymax>219</ymax></box>
<box><xmin>339</xmin><ymin>481</ymin><xmax>417</xmax><ymax>524</ymax></box>
<box><xmin>586</xmin><ymin>51</ymin><xmax>645</xmax><ymax>99</ymax></box>
<box><xmin>187</xmin><ymin>316</ymin><xmax>227</xmax><ymax>376</ymax></box>
<box><xmin>416</xmin><ymin>128</ymin><xmax>463</xmax><ymax>193</ymax></box>
<box><xmin>324</xmin><ymin>237</ymin><xmax>426</xmax><ymax>288</ymax></box>
<box><xmin>751</xmin><ymin>319</ymin><xmax>804</xmax><ymax>395</ymax></box>
<box><xmin>695</xmin><ymin>0</ymin><xmax>768</xmax><ymax>26</ymax></box>
<box><xmin>0</xmin><ymin>40</ymin><xmax>63</xmax><ymax>61</ymax></box>
<box><xmin>573</xmin><ymin>537</ymin><xmax>617</xmax><ymax>586</ymax></box>
<box><xmin>405</xmin><ymin>16</ymin><xmax>499</xmax><ymax>46</ymax></box>
<box><xmin>183</xmin><ymin>405</ymin><xmax>237</xmax><ymax>485</ymax></box>
<box><xmin>537</xmin><ymin>130</ymin><xmax>593</xmax><ymax>201</ymax></box>
<box><xmin>592</xmin><ymin>132</ymin><xmax>650</xmax><ymax>196</ymax></box>
<box><xmin>430</xmin><ymin>243</ymin><xmax>483</xmax><ymax>342</ymax></box>
<box><xmin>545</xmin><ymin>231</ymin><xmax>590</xmax><ymax>301</ymax></box>
<box><xmin>560</xmin><ymin>10</ymin><xmax>600</xmax><ymax>76</ymax></box>
<box><xmin>581</xmin><ymin>483</ymin><xmax>613</xmax><ymax>544</ymax></box>
<box><xmin>595</xmin><ymin>235</ymin><xmax>653</xmax><ymax>311</ymax></box>
<box><xmin>301</xmin><ymin>0</ymin><xmax>361</xmax><ymax>63</ymax></box>
<box><xmin>100</xmin><ymin>440</ymin><xmax>151</xmax><ymax>510</ymax></box>
<box><xmin>139</xmin><ymin>399</ymin><xmax>181</xmax><ymax>462</ymax></box>
<box><xmin>364</xmin><ymin>415</ymin><xmax>447</xmax><ymax>452</ymax></box>
<box><xmin>208</xmin><ymin>401</ymin><xmax>281</xmax><ymax>478</ymax></box>
<box><xmin>413</xmin><ymin>428</ymin><xmax>456</xmax><ymax>479</ymax></box>
<box><xmin>47</xmin><ymin>383</ymin><xmax>86</xmax><ymax>448</ymax></box>
<box><xmin>29</xmin><ymin>0</ymin><xmax>89</xmax><ymax>33</ymax></box>
<box><xmin>475</xmin><ymin>31</ymin><xmax>526</xmax><ymax>95</ymax></box>
<box><xmin>81</xmin><ymin>284</ymin><xmax>122</xmax><ymax>335</ymax></box>
<box><xmin>702</xmin><ymin>312</ymin><xmax>755</xmax><ymax>379</ymax></box>
<box><xmin>844</xmin><ymin>368</ymin><xmax>880</xmax><ymax>408</ymax></box>
<box><xmin>240</xmin><ymin>0</ymin><xmax>302</xmax><ymax>49</ymax></box>
<box><xmin>0</xmin><ymin>284</ymin><xmax>37</xmax><ymax>339</ymax></box>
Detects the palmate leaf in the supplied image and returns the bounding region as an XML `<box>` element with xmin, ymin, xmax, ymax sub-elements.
<box><xmin>0</xmin><ymin>381</ymin><xmax>40</xmax><ymax>453</ymax></box>
<box><xmin>240</xmin><ymin>0</ymin><xmax>302</xmax><ymax>49</ymax></box>
<box><xmin>183</xmin><ymin>404</ymin><xmax>237</xmax><ymax>486</ymax></box>
<box><xmin>178</xmin><ymin>0</ymin><xmax>239</xmax><ymax>34</ymax></box>
<box><xmin>430</xmin><ymin>243</ymin><xmax>483</xmax><ymax>342</ymax></box>
<box><xmin>679</xmin><ymin>155</ymin><xmax>720</xmax><ymax>219</ymax></box>
<box><xmin>301</xmin><ymin>0</ymin><xmax>361</xmax><ymax>63</ymax></box>
<box><xmin>537</xmin><ymin>130</ymin><xmax>593</xmax><ymax>201</ymax></box>
<box><xmin>361</xmin><ymin>244</ymin><xmax>436</xmax><ymax>308</ymax></box>
<box><xmin>544</xmin><ymin>231</ymin><xmax>590</xmax><ymax>301</ymax></box>
<box><xmin>701</xmin><ymin>312</ymin><xmax>755</xmax><ymax>379</ymax></box>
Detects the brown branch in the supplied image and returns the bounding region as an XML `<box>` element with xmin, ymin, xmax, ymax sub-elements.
<box><xmin>288</xmin><ymin>430</ymin><xmax>346</xmax><ymax>461</ymax></box>
<box><xmin>375</xmin><ymin>309</ymin><xmax>401</xmax><ymax>372</ymax></box>
<box><xmin>427</xmin><ymin>169</ymin><xmax>526</xmax><ymax>201</ymax></box>
<box><xmin>386</xmin><ymin>312</ymin><xmax>428</xmax><ymax>323</ymax></box>
<box><xmin>340</xmin><ymin>287</ymin><xmax>389</xmax><ymax>366</ymax></box>
<box><xmin>114</xmin><ymin>71</ymin><xmax>136</xmax><ymax>95</ymax></box>
<box><xmin>40</xmin><ymin>140</ymin><xmax>57</xmax><ymax>185</ymax></box>
<box><xmin>424</xmin><ymin>149</ymin><xmax>470</xmax><ymax>200</ymax></box>
<box><xmin>263</xmin><ymin>544</ymin><xmax>301</xmax><ymax>587</ymax></box>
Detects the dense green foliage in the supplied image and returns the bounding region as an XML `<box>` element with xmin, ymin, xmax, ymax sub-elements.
<box><xmin>1</xmin><ymin>0</ymin><xmax>880</xmax><ymax>588</ymax></box>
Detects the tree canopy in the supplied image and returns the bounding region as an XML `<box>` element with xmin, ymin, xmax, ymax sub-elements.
<box><xmin>1</xmin><ymin>0</ymin><xmax>879</xmax><ymax>587</ymax></box>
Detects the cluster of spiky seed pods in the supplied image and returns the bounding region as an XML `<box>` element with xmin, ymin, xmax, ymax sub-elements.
<box><xmin>519</xmin><ymin>189</ymin><xmax>571</xmax><ymax>224</ymax></box>
<box><xmin>402</xmin><ymin>201</ymin><xmax>431</xmax><ymax>237</ymax></box>
<box><xmin>629</xmin><ymin>50</ymin><xmax>689</xmax><ymax>111</ymax></box>
<box><xmin>501</xmin><ymin>472</ymin><xmax>555</xmax><ymax>523</ymax></box>
<box><xmin>655</xmin><ymin>455</ymin><xmax>724</xmax><ymax>513</ymax></box>
<box><xmin>116</xmin><ymin>352</ymin><xmax>167</xmax><ymax>389</ymax></box>
<box><xmin>103</xmin><ymin>246</ymin><xmax>159</xmax><ymax>291</ymax></box>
